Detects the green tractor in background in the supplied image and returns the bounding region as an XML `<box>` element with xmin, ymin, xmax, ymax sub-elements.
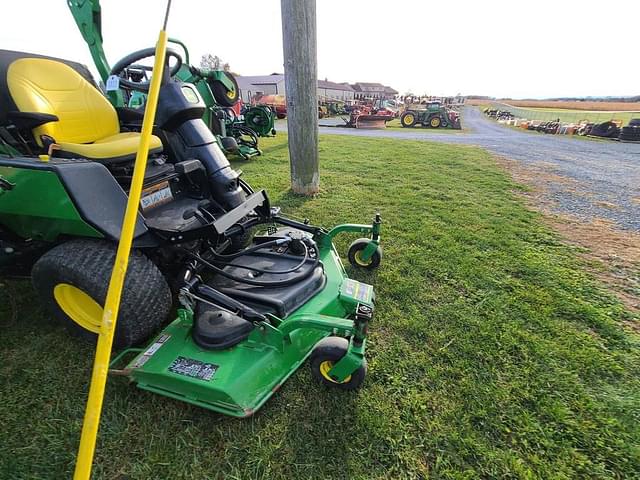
<box><xmin>327</xmin><ymin>101</ymin><xmax>347</xmax><ymax>116</ymax></box>
<box><xmin>400</xmin><ymin>101</ymin><xmax>462</xmax><ymax>130</ymax></box>
<box><xmin>68</xmin><ymin>0</ymin><xmax>275</xmax><ymax>159</ymax></box>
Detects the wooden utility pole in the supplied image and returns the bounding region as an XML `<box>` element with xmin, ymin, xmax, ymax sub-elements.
<box><xmin>281</xmin><ymin>0</ymin><xmax>319</xmax><ymax>195</ymax></box>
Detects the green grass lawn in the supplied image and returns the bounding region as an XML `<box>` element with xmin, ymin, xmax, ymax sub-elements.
<box><xmin>1</xmin><ymin>134</ymin><xmax>639</xmax><ymax>479</ymax></box>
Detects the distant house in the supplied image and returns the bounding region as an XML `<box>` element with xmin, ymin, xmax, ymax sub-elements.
<box><xmin>384</xmin><ymin>86</ymin><xmax>399</xmax><ymax>97</ymax></box>
<box><xmin>235</xmin><ymin>74</ymin><xmax>286</xmax><ymax>103</ymax></box>
<box><xmin>351</xmin><ymin>82</ymin><xmax>398</xmax><ymax>100</ymax></box>
<box><xmin>317</xmin><ymin>80</ymin><xmax>355</xmax><ymax>101</ymax></box>
<box><xmin>235</xmin><ymin>75</ymin><xmax>356</xmax><ymax>103</ymax></box>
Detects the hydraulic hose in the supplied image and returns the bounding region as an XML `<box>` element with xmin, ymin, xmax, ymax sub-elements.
<box><xmin>231</xmin><ymin>125</ymin><xmax>259</xmax><ymax>148</ymax></box>
<box><xmin>182</xmin><ymin>243</ymin><xmax>320</xmax><ymax>288</ymax></box>
<box><xmin>213</xmin><ymin>238</ymin><xmax>284</xmax><ymax>260</ymax></box>
<box><xmin>213</xmin><ymin>242</ymin><xmax>310</xmax><ymax>275</ymax></box>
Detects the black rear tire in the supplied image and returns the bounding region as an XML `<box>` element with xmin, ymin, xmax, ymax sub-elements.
<box><xmin>210</xmin><ymin>72</ymin><xmax>240</xmax><ymax>107</ymax></box>
<box><xmin>31</xmin><ymin>239</ymin><xmax>172</xmax><ymax>350</ymax></box>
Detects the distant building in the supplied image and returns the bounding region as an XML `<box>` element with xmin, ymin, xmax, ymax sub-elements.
<box><xmin>235</xmin><ymin>75</ymin><xmax>356</xmax><ymax>103</ymax></box>
<box><xmin>235</xmin><ymin>74</ymin><xmax>285</xmax><ymax>103</ymax></box>
<box><xmin>317</xmin><ymin>80</ymin><xmax>355</xmax><ymax>101</ymax></box>
<box><xmin>351</xmin><ymin>82</ymin><xmax>398</xmax><ymax>100</ymax></box>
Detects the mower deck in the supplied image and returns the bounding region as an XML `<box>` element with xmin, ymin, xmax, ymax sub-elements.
<box><xmin>113</xmin><ymin>241</ymin><xmax>374</xmax><ymax>417</ymax></box>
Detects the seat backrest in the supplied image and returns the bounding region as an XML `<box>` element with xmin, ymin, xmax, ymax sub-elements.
<box><xmin>7</xmin><ymin>58</ymin><xmax>119</xmax><ymax>145</ymax></box>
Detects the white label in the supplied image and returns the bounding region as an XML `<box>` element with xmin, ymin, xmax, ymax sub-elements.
<box><xmin>105</xmin><ymin>75</ymin><xmax>120</xmax><ymax>91</ymax></box>
<box><xmin>140</xmin><ymin>183</ymin><xmax>173</xmax><ymax>210</ymax></box>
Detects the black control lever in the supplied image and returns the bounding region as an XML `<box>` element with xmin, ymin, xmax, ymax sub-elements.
<box><xmin>0</xmin><ymin>177</ymin><xmax>15</xmax><ymax>191</ymax></box>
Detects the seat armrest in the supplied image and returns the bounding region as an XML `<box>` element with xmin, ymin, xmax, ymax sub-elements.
<box><xmin>7</xmin><ymin>111</ymin><xmax>58</xmax><ymax>129</ymax></box>
<box><xmin>116</xmin><ymin>107</ymin><xmax>145</xmax><ymax>123</ymax></box>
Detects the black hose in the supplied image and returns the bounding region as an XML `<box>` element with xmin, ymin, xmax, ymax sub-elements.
<box><xmin>239</xmin><ymin>178</ymin><xmax>255</xmax><ymax>195</ymax></box>
<box><xmin>223</xmin><ymin>107</ymin><xmax>238</xmax><ymax>124</ymax></box>
<box><xmin>213</xmin><ymin>238</ymin><xmax>284</xmax><ymax>260</ymax></box>
<box><xmin>231</xmin><ymin>125</ymin><xmax>259</xmax><ymax>148</ymax></box>
<box><xmin>214</xmin><ymin>214</ymin><xmax>322</xmax><ymax>241</ymax></box>
<box><xmin>213</xmin><ymin>242</ymin><xmax>310</xmax><ymax>275</ymax></box>
<box><xmin>182</xmin><ymin>248</ymin><xmax>319</xmax><ymax>287</ymax></box>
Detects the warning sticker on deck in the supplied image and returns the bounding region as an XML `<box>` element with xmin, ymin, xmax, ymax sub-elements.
<box><xmin>342</xmin><ymin>279</ymin><xmax>373</xmax><ymax>303</ymax></box>
<box><xmin>168</xmin><ymin>356</ymin><xmax>218</xmax><ymax>381</ymax></box>
<box><xmin>131</xmin><ymin>334</ymin><xmax>171</xmax><ymax>369</ymax></box>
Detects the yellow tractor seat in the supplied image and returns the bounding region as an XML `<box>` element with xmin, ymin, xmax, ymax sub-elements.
<box><xmin>56</xmin><ymin>132</ymin><xmax>163</xmax><ymax>162</ymax></box>
<box><xmin>6</xmin><ymin>57</ymin><xmax>162</xmax><ymax>163</ymax></box>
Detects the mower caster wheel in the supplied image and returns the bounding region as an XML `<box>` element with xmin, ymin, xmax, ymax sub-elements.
<box><xmin>310</xmin><ymin>337</ymin><xmax>366</xmax><ymax>390</ymax></box>
<box><xmin>347</xmin><ymin>238</ymin><xmax>382</xmax><ymax>269</ymax></box>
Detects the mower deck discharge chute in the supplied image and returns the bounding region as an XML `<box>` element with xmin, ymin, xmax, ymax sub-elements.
<box><xmin>0</xmin><ymin>47</ymin><xmax>382</xmax><ymax>416</ymax></box>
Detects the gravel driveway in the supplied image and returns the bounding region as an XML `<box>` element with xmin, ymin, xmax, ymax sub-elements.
<box><xmin>286</xmin><ymin>108</ymin><xmax>640</xmax><ymax>230</ymax></box>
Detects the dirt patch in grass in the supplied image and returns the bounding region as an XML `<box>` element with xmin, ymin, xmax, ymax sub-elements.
<box><xmin>550</xmin><ymin>217</ymin><xmax>640</xmax><ymax>327</ymax></box>
<box><xmin>495</xmin><ymin>156</ymin><xmax>640</xmax><ymax>322</ymax></box>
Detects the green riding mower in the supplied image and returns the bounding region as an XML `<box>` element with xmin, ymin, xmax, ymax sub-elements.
<box><xmin>400</xmin><ymin>101</ymin><xmax>462</xmax><ymax>129</ymax></box>
<box><xmin>68</xmin><ymin>0</ymin><xmax>263</xmax><ymax>161</ymax></box>
<box><xmin>211</xmin><ymin>104</ymin><xmax>278</xmax><ymax>160</ymax></box>
<box><xmin>0</xmin><ymin>47</ymin><xmax>382</xmax><ymax>417</ymax></box>
<box><xmin>238</xmin><ymin>105</ymin><xmax>277</xmax><ymax>138</ymax></box>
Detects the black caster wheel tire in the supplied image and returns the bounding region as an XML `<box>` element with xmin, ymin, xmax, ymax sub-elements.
<box><xmin>310</xmin><ymin>337</ymin><xmax>366</xmax><ymax>390</ymax></box>
<box><xmin>347</xmin><ymin>238</ymin><xmax>382</xmax><ymax>269</ymax></box>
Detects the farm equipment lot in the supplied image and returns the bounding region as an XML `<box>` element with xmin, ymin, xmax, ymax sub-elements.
<box><xmin>315</xmin><ymin>107</ymin><xmax>640</xmax><ymax>231</ymax></box>
<box><xmin>2</xmin><ymin>134</ymin><xmax>639</xmax><ymax>479</ymax></box>
<box><xmin>467</xmin><ymin>98</ymin><xmax>640</xmax><ymax>111</ymax></box>
<box><xmin>488</xmin><ymin>104</ymin><xmax>640</xmax><ymax>127</ymax></box>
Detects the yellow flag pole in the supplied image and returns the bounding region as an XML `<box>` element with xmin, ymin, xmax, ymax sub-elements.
<box><xmin>73</xmin><ymin>3</ymin><xmax>171</xmax><ymax>479</ymax></box>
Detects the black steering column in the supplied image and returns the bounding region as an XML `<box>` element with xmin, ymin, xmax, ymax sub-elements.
<box><xmin>110</xmin><ymin>48</ymin><xmax>246</xmax><ymax>212</ymax></box>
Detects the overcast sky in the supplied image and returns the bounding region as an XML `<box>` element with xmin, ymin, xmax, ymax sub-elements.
<box><xmin>1</xmin><ymin>0</ymin><xmax>638</xmax><ymax>99</ymax></box>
